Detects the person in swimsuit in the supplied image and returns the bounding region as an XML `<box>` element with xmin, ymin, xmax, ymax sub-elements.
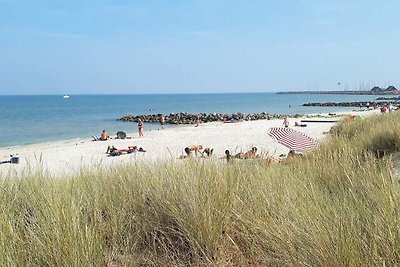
<box><xmin>160</xmin><ymin>115</ymin><xmax>165</xmax><ymax>129</ymax></box>
<box><xmin>138</xmin><ymin>118</ymin><xmax>144</xmax><ymax>137</ymax></box>
<box><xmin>224</xmin><ymin>150</ymin><xmax>231</xmax><ymax>162</ymax></box>
<box><xmin>201</xmin><ymin>147</ymin><xmax>214</xmax><ymax>157</ymax></box>
<box><xmin>189</xmin><ymin>145</ymin><xmax>203</xmax><ymax>157</ymax></box>
<box><xmin>179</xmin><ymin>147</ymin><xmax>193</xmax><ymax>159</ymax></box>
<box><xmin>234</xmin><ymin>147</ymin><xmax>258</xmax><ymax>159</ymax></box>
<box><xmin>100</xmin><ymin>130</ymin><xmax>108</xmax><ymax>140</ymax></box>
<box><xmin>283</xmin><ymin>117</ymin><xmax>289</xmax><ymax>128</ymax></box>
<box><xmin>92</xmin><ymin>130</ymin><xmax>108</xmax><ymax>141</ymax></box>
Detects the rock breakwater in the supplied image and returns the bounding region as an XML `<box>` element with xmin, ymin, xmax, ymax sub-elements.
<box><xmin>118</xmin><ymin>112</ymin><xmax>304</xmax><ymax>124</ymax></box>
<box><xmin>375</xmin><ymin>97</ymin><xmax>400</xmax><ymax>101</ymax></box>
<box><xmin>303</xmin><ymin>101</ymin><xmax>394</xmax><ymax>107</ymax></box>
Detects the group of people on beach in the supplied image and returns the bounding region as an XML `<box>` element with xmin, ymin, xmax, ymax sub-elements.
<box><xmin>179</xmin><ymin>145</ymin><xmax>214</xmax><ymax>159</ymax></box>
<box><xmin>178</xmin><ymin>145</ymin><xmax>300</xmax><ymax>164</ymax></box>
<box><xmin>95</xmin><ymin>115</ymin><xmax>307</xmax><ymax>161</ymax></box>
<box><xmin>380</xmin><ymin>104</ymin><xmax>395</xmax><ymax>113</ymax></box>
<box><xmin>93</xmin><ymin>115</ymin><xmax>164</xmax><ymax>142</ymax></box>
<box><xmin>179</xmin><ymin>145</ymin><xmax>261</xmax><ymax>162</ymax></box>
<box><xmin>136</xmin><ymin>115</ymin><xmax>165</xmax><ymax>138</ymax></box>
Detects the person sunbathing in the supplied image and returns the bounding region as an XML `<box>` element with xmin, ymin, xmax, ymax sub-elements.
<box><xmin>93</xmin><ymin>130</ymin><xmax>109</xmax><ymax>141</ymax></box>
<box><xmin>223</xmin><ymin>118</ymin><xmax>242</xmax><ymax>123</ymax></box>
<box><xmin>265</xmin><ymin>156</ymin><xmax>279</xmax><ymax>164</ymax></box>
<box><xmin>235</xmin><ymin>147</ymin><xmax>258</xmax><ymax>159</ymax></box>
<box><xmin>106</xmin><ymin>145</ymin><xmax>145</xmax><ymax>156</ymax></box>
<box><xmin>101</xmin><ymin>130</ymin><xmax>108</xmax><ymax>140</ymax></box>
<box><xmin>278</xmin><ymin>150</ymin><xmax>304</xmax><ymax>163</ymax></box>
<box><xmin>294</xmin><ymin>122</ymin><xmax>307</xmax><ymax>127</ymax></box>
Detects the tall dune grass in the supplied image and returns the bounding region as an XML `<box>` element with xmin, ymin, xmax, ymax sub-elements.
<box><xmin>0</xmin><ymin>113</ymin><xmax>399</xmax><ymax>266</ymax></box>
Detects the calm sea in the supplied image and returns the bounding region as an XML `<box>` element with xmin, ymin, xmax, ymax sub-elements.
<box><xmin>0</xmin><ymin>93</ymin><xmax>378</xmax><ymax>148</ymax></box>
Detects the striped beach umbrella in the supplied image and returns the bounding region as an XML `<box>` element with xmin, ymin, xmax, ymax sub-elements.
<box><xmin>268</xmin><ymin>127</ymin><xmax>318</xmax><ymax>152</ymax></box>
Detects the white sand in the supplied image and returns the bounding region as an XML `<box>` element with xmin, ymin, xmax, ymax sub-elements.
<box><xmin>0</xmin><ymin>110</ymin><xmax>379</xmax><ymax>177</ymax></box>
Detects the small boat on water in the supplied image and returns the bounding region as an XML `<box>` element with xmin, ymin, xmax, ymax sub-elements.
<box><xmin>63</xmin><ymin>95</ymin><xmax>70</xmax><ymax>99</ymax></box>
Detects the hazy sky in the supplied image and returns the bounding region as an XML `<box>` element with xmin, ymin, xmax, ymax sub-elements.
<box><xmin>0</xmin><ymin>0</ymin><xmax>399</xmax><ymax>95</ymax></box>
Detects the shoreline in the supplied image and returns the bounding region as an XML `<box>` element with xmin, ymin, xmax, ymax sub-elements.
<box><xmin>0</xmin><ymin>107</ymin><xmax>372</xmax><ymax>150</ymax></box>
<box><xmin>0</xmin><ymin>109</ymin><xmax>379</xmax><ymax>177</ymax></box>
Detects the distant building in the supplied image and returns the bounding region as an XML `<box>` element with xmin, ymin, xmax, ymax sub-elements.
<box><xmin>385</xmin><ymin>85</ymin><xmax>397</xmax><ymax>92</ymax></box>
<box><xmin>370</xmin><ymin>86</ymin><xmax>399</xmax><ymax>94</ymax></box>
<box><xmin>370</xmin><ymin>86</ymin><xmax>384</xmax><ymax>93</ymax></box>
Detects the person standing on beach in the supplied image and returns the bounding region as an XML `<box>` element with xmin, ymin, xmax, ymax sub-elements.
<box><xmin>159</xmin><ymin>115</ymin><xmax>165</xmax><ymax>129</ymax></box>
<box><xmin>283</xmin><ymin>117</ymin><xmax>289</xmax><ymax>128</ymax></box>
<box><xmin>138</xmin><ymin>118</ymin><xmax>144</xmax><ymax>137</ymax></box>
<box><xmin>195</xmin><ymin>114</ymin><xmax>200</xmax><ymax>127</ymax></box>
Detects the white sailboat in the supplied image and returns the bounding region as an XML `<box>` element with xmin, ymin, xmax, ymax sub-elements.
<box><xmin>63</xmin><ymin>94</ymin><xmax>70</xmax><ymax>99</ymax></box>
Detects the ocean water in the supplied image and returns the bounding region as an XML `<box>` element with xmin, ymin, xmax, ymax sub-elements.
<box><xmin>0</xmin><ymin>93</ymin><xmax>378</xmax><ymax>148</ymax></box>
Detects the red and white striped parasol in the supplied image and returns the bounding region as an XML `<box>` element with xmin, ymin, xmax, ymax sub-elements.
<box><xmin>268</xmin><ymin>127</ymin><xmax>318</xmax><ymax>152</ymax></box>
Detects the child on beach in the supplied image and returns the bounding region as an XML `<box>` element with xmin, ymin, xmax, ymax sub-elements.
<box><xmin>138</xmin><ymin>118</ymin><xmax>144</xmax><ymax>137</ymax></box>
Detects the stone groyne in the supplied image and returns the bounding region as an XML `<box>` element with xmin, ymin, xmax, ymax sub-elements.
<box><xmin>278</xmin><ymin>89</ymin><xmax>399</xmax><ymax>95</ymax></box>
<box><xmin>118</xmin><ymin>112</ymin><xmax>304</xmax><ymax>125</ymax></box>
<box><xmin>303</xmin><ymin>101</ymin><xmax>394</xmax><ymax>107</ymax></box>
<box><xmin>375</xmin><ymin>97</ymin><xmax>400</xmax><ymax>101</ymax></box>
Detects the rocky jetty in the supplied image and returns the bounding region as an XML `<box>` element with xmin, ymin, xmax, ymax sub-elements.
<box><xmin>303</xmin><ymin>101</ymin><xmax>391</xmax><ymax>107</ymax></box>
<box><xmin>118</xmin><ymin>112</ymin><xmax>304</xmax><ymax>124</ymax></box>
<box><xmin>279</xmin><ymin>85</ymin><xmax>400</xmax><ymax>95</ymax></box>
<box><xmin>375</xmin><ymin>97</ymin><xmax>400</xmax><ymax>101</ymax></box>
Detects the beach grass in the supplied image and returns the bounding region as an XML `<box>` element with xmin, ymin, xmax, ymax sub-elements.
<box><xmin>0</xmin><ymin>113</ymin><xmax>399</xmax><ymax>266</ymax></box>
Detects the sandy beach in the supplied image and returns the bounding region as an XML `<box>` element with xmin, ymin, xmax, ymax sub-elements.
<box><xmin>0</xmin><ymin>110</ymin><xmax>379</xmax><ymax>177</ymax></box>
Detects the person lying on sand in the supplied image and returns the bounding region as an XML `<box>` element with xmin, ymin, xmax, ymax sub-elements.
<box><xmin>106</xmin><ymin>145</ymin><xmax>146</xmax><ymax>156</ymax></box>
<box><xmin>278</xmin><ymin>150</ymin><xmax>304</xmax><ymax>163</ymax></box>
<box><xmin>266</xmin><ymin>156</ymin><xmax>279</xmax><ymax>164</ymax></box>
<box><xmin>223</xmin><ymin>118</ymin><xmax>242</xmax><ymax>123</ymax></box>
<box><xmin>234</xmin><ymin>147</ymin><xmax>258</xmax><ymax>159</ymax></box>
<box><xmin>294</xmin><ymin>122</ymin><xmax>307</xmax><ymax>127</ymax></box>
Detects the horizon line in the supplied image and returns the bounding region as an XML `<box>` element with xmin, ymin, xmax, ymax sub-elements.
<box><xmin>0</xmin><ymin>91</ymin><xmax>281</xmax><ymax>96</ymax></box>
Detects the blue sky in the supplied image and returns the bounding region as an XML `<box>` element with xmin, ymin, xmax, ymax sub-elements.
<box><xmin>0</xmin><ymin>0</ymin><xmax>399</xmax><ymax>94</ymax></box>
